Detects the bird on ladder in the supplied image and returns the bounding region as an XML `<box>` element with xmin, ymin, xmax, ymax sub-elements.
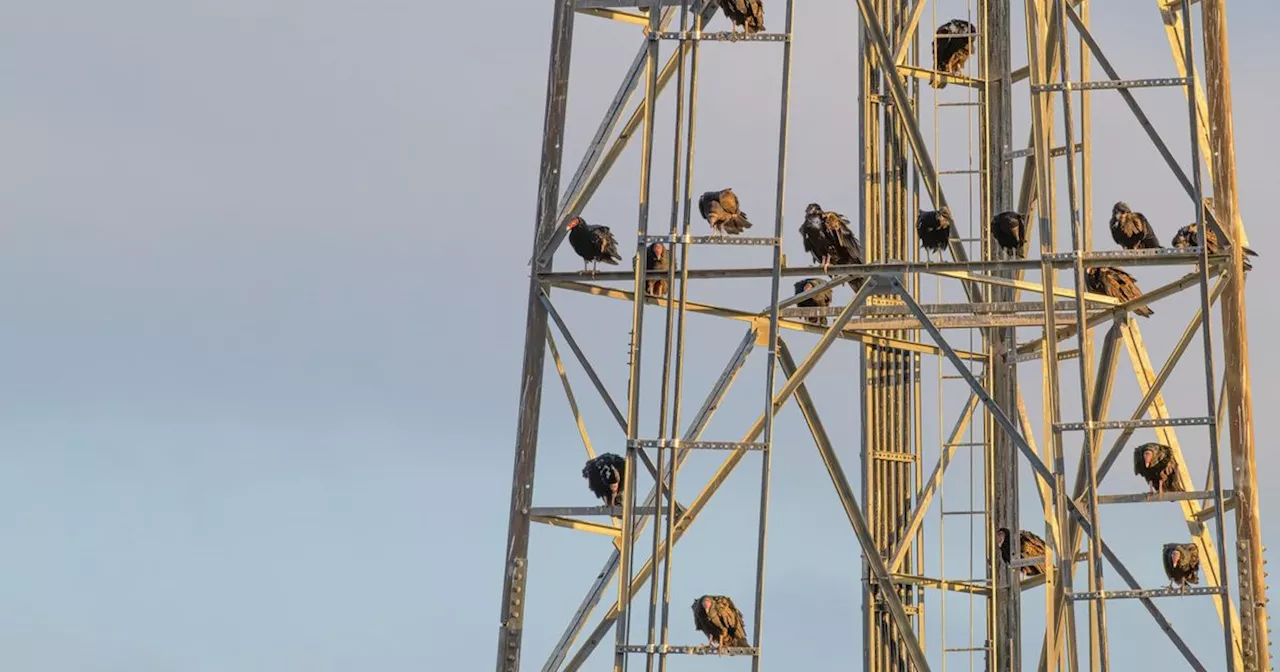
<box><xmin>718</xmin><ymin>0</ymin><xmax>765</xmax><ymax>36</ymax></box>
<box><xmin>917</xmin><ymin>206</ymin><xmax>953</xmax><ymax>262</ymax></box>
<box><xmin>932</xmin><ymin>19</ymin><xmax>977</xmax><ymax>88</ymax></box>
<box><xmin>991</xmin><ymin>210</ymin><xmax>1028</xmax><ymax>259</ymax></box>
<box><xmin>793</xmin><ymin>278</ymin><xmax>833</xmax><ymax>327</ymax></box>
<box><xmin>1133</xmin><ymin>442</ymin><xmax>1186</xmax><ymax>496</ymax></box>
<box><xmin>566</xmin><ymin>216</ymin><xmax>621</xmax><ymax>275</ymax></box>
<box><xmin>692</xmin><ymin>595</ymin><xmax>750</xmax><ymax>653</ymax></box>
<box><xmin>1162</xmin><ymin>543</ymin><xmax>1201</xmax><ymax>592</ymax></box>
<box><xmin>1109</xmin><ymin>201</ymin><xmax>1162</xmax><ymax>250</ymax></box>
<box><xmin>699</xmin><ymin>188</ymin><xmax>754</xmax><ymax>237</ymax></box>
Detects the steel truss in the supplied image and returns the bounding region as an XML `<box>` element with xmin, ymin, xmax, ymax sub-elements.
<box><xmin>494</xmin><ymin>0</ymin><xmax>1268</xmax><ymax>670</ymax></box>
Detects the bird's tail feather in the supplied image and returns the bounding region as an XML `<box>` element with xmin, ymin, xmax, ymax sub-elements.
<box><xmin>723</xmin><ymin>214</ymin><xmax>753</xmax><ymax>235</ymax></box>
<box><xmin>731</xmin><ymin>636</ymin><xmax>750</xmax><ymax>648</ymax></box>
<box><xmin>1136</xmin><ymin>305</ymin><xmax>1154</xmax><ymax>318</ymax></box>
<box><xmin>1244</xmin><ymin>246</ymin><xmax>1259</xmax><ymax>257</ymax></box>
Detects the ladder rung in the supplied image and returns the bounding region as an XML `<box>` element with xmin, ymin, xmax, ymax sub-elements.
<box><xmin>1007</xmin><ymin>143</ymin><xmax>1083</xmax><ymax>160</ymax></box>
<box><xmin>617</xmin><ymin>644</ymin><xmax>759</xmax><ymax>655</ymax></box>
<box><xmin>1053</xmin><ymin>417</ymin><xmax>1213</xmax><ymax>432</ymax></box>
<box><xmin>945</xmin><ymin>646</ymin><xmax>992</xmax><ymax>653</ymax></box>
<box><xmin>942</xmin><ymin>510</ymin><xmax>986</xmax><ymax>516</ymax></box>
<box><xmin>938</xmin><ymin>101</ymin><xmax>981</xmax><ymax>107</ymax></box>
<box><xmin>1032</xmin><ymin>77</ymin><xmax>1187</xmax><ymax>92</ymax></box>
<box><xmin>945</xmin><ymin>442</ymin><xmax>985</xmax><ymax>448</ymax></box>
<box><xmin>528</xmin><ymin>506</ymin><xmax>671</xmax><ymax>516</ymax></box>
<box><xmin>939</xmin><ymin>169</ymin><xmax>984</xmax><ymax>175</ymax></box>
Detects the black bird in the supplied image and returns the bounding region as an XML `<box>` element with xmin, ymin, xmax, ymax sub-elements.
<box><xmin>1162</xmin><ymin>543</ymin><xmax>1201</xmax><ymax>591</ymax></box>
<box><xmin>692</xmin><ymin>595</ymin><xmax>750</xmax><ymax>651</ymax></box>
<box><xmin>1085</xmin><ymin>266</ymin><xmax>1154</xmax><ymax>317</ymax></box>
<box><xmin>917</xmin><ymin>207</ymin><xmax>953</xmax><ymax>261</ymax></box>
<box><xmin>1171</xmin><ymin>221</ymin><xmax>1256</xmax><ymax>272</ymax></box>
<box><xmin>799</xmin><ymin>204</ymin><xmax>864</xmax><ymax>275</ymax></box>
<box><xmin>1110</xmin><ymin>201</ymin><xmax>1162</xmax><ymax>250</ymax></box>
<box><xmin>646</xmin><ymin>242</ymin><xmax>670</xmax><ymax>297</ymax></box>
<box><xmin>992</xmin><ymin>210</ymin><xmax>1028</xmax><ymax>258</ymax></box>
<box><xmin>699</xmin><ymin>189</ymin><xmax>754</xmax><ymax>236</ymax></box>
<box><xmin>794</xmin><ymin>278</ymin><xmax>834</xmax><ymax>327</ymax></box>
<box><xmin>718</xmin><ymin>0</ymin><xmax>765</xmax><ymax>35</ymax></box>
<box><xmin>582</xmin><ymin>453</ymin><xmax>626</xmax><ymax>507</ymax></box>
<box><xmin>1133</xmin><ymin>442</ymin><xmax>1187</xmax><ymax>495</ymax></box>
<box><xmin>932</xmin><ymin>20</ymin><xmax>977</xmax><ymax>88</ymax></box>
<box><xmin>996</xmin><ymin>527</ymin><xmax>1048</xmax><ymax>577</ymax></box>
<box><xmin>566</xmin><ymin>217</ymin><xmax>621</xmax><ymax>275</ymax></box>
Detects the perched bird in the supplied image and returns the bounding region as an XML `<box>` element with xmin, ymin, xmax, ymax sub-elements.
<box><xmin>1109</xmin><ymin>201</ymin><xmax>1162</xmax><ymax>250</ymax></box>
<box><xmin>991</xmin><ymin>210</ymin><xmax>1028</xmax><ymax>258</ymax></box>
<box><xmin>1133</xmin><ymin>442</ymin><xmax>1187</xmax><ymax>495</ymax></box>
<box><xmin>799</xmin><ymin>203</ymin><xmax>864</xmax><ymax>275</ymax></box>
<box><xmin>646</xmin><ymin>242</ymin><xmax>670</xmax><ymax>297</ymax></box>
<box><xmin>1162</xmin><ymin>543</ymin><xmax>1201</xmax><ymax>591</ymax></box>
<box><xmin>996</xmin><ymin>527</ymin><xmax>1047</xmax><ymax>577</ymax></box>
<box><xmin>932</xmin><ymin>20</ymin><xmax>977</xmax><ymax>88</ymax></box>
<box><xmin>582</xmin><ymin>453</ymin><xmax>626</xmax><ymax>507</ymax></box>
<box><xmin>1171</xmin><ymin>221</ymin><xmax>1256</xmax><ymax>272</ymax></box>
<box><xmin>692</xmin><ymin>595</ymin><xmax>750</xmax><ymax>651</ymax></box>
<box><xmin>699</xmin><ymin>189</ymin><xmax>754</xmax><ymax>236</ymax></box>
<box><xmin>794</xmin><ymin>278</ymin><xmax>834</xmax><ymax>327</ymax></box>
<box><xmin>917</xmin><ymin>207</ymin><xmax>953</xmax><ymax>261</ymax></box>
<box><xmin>566</xmin><ymin>217</ymin><xmax>621</xmax><ymax>275</ymax></box>
<box><xmin>718</xmin><ymin>0</ymin><xmax>765</xmax><ymax>35</ymax></box>
<box><xmin>1085</xmin><ymin>266</ymin><xmax>1154</xmax><ymax>317</ymax></box>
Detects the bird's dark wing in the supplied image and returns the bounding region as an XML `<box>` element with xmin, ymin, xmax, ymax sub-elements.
<box><xmin>1163</xmin><ymin>544</ymin><xmax>1179</xmax><ymax>579</ymax></box>
<box><xmin>698</xmin><ymin>192</ymin><xmax>716</xmax><ymax>220</ymax></box>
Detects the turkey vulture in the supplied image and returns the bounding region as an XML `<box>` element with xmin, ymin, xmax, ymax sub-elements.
<box><xmin>699</xmin><ymin>189</ymin><xmax>753</xmax><ymax>236</ymax></box>
<box><xmin>996</xmin><ymin>527</ymin><xmax>1047</xmax><ymax>577</ymax></box>
<box><xmin>566</xmin><ymin>217</ymin><xmax>621</xmax><ymax>275</ymax></box>
<box><xmin>992</xmin><ymin>210</ymin><xmax>1028</xmax><ymax>258</ymax></box>
<box><xmin>794</xmin><ymin>278</ymin><xmax>834</xmax><ymax>327</ymax></box>
<box><xmin>646</xmin><ymin>242</ymin><xmax>670</xmax><ymax>297</ymax></box>
<box><xmin>1171</xmin><ymin>221</ymin><xmax>1256</xmax><ymax>272</ymax></box>
<box><xmin>1085</xmin><ymin>266</ymin><xmax>1153</xmax><ymax>317</ymax></box>
<box><xmin>692</xmin><ymin>595</ymin><xmax>750</xmax><ymax>651</ymax></box>
<box><xmin>1109</xmin><ymin>201</ymin><xmax>1162</xmax><ymax>250</ymax></box>
<box><xmin>799</xmin><ymin>203</ymin><xmax>864</xmax><ymax>274</ymax></box>
<box><xmin>1133</xmin><ymin>442</ymin><xmax>1186</xmax><ymax>495</ymax></box>
<box><xmin>582</xmin><ymin>453</ymin><xmax>626</xmax><ymax>507</ymax></box>
<box><xmin>1163</xmin><ymin>543</ymin><xmax>1200</xmax><ymax>591</ymax></box>
<box><xmin>917</xmin><ymin>207</ymin><xmax>953</xmax><ymax>261</ymax></box>
<box><xmin>718</xmin><ymin>0</ymin><xmax>764</xmax><ymax>35</ymax></box>
<box><xmin>932</xmin><ymin>20</ymin><xmax>977</xmax><ymax>88</ymax></box>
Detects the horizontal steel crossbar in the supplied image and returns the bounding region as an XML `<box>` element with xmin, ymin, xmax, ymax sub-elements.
<box><xmin>1007</xmin><ymin>143</ymin><xmax>1082</xmax><ymax>160</ymax></box>
<box><xmin>1032</xmin><ymin>77</ymin><xmax>1188</xmax><ymax>91</ymax></box>
<box><xmin>528</xmin><ymin>506</ymin><xmax>672</xmax><ymax>516</ymax></box>
<box><xmin>1054</xmin><ymin>416</ymin><xmax>1213</xmax><ymax>431</ymax></box>
<box><xmin>636</xmin><ymin>234</ymin><xmax>780</xmax><ymax>246</ymax></box>
<box><xmin>1094</xmin><ymin>490</ymin><xmax>1234</xmax><ymax>505</ymax></box>
<box><xmin>1068</xmin><ymin>586</ymin><xmax>1225</xmax><ymax>601</ymax></box>
<box><xmin>628</xmin><ymin>439</ymin><xmax>767</xmax><ymax>451</ymax></box>
<box><xmin>616</xmin><ymin>645</ymin><xmax>758</xmax><ymax>655</ymax></box>
<box><xmin>654</xmin><ymin>31</ymin><xmax>788</xmax><ymax>42</ymax></box>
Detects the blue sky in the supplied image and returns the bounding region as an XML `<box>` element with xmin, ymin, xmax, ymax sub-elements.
<box><xmin>1</xmin><ymin>1</ymin><xmax>1277</xmax><ymax>670</ymax></box>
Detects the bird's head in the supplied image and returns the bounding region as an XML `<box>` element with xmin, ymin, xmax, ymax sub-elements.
<box><xmin>701</xmin><ymin>596</ymin><xmax>713</xmax><ymax>611</ymax></box>
<box><xmin>1142</xmin><ymin>447</ymin><xmax>1155</xmax><ymax>468</ymax></box>
<box><xmin>567</xmin><ymin>217</ymin><xmax>583</xmax><ymax>230</ymax></box>
<box><xmin>1169</xmin><ymin>547</ymin><xmax>1182</xmax><ymax>565</ymax></box>
<box><xmin>650</xmin><ymin>242</ymin><xmax>665</xmax><ymax>258</ymax></box>
<box><xmin>938</xmin><ymin>206</ymin><xmax>952</xmax><ymax>218</ymax></box>
<box><xmin>805</xmin><ymin>203</ymin><xmax>823</xmax><ymax>218</ymax></box>
<box><xmin>803</xmin><ymin>280</ymin><xmax>817</xmax><ymax>292</ymax></box>
<box><xmin>995</xmin><ymin>528</ymin><xmax>1007</xmax><ymax>547</ymax></box>
<box><xmin>1113</xmin><ymin>201</ymin><xmax>1130</xmax><ymax>215</ymax></box>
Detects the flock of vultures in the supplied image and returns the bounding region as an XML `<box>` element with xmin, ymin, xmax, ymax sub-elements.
<box><xmin>563</xmin><ymin>3</ymin><xmax>1246</xmax><ymax>653</ymax></box>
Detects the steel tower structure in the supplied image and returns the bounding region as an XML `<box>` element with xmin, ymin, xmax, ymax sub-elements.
<box><xmin>494</xmin><ymin>0</ymin><xmax>1270</xmax><ymax>670</ymax></box>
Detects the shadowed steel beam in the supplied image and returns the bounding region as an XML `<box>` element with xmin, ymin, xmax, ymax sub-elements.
<box><xmin>541</xmin><ymin>329</ymin><xmax>755</xmax><ymax>672</ymax></box>
<box><xmin>546</xmin><ymin>332</ymin><xmax>597</xmax><ymax>459</ymax></box>
<box><xmin>887</xmin><ymin>277</ymin><xmax>1055</xmax><ymax>485</ymax></box>
<box><xmin>495</xmin><ymin>2</ymin><xmax>576</xmax><ymax>668</ymax></box>
<box><xmin>887</xmin><ymin>392</ymin><xmax>980</xmax><ymax>572</ymax></box>
<box><xmin>561</xmin><ymin>280</ymin><xmax>881</xmax><ymax>670</ymax></box>
<box><xmin>780</xmin><ymin>338</ymin><xmax>932</xmax><ymax>672</ymax></box>
<box><xmin>1201</xmin><ymin>0</ymin><xmax>1268</xmax><ymax>664</ymax></box>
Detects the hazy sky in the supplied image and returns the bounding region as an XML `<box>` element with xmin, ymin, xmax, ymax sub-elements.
<box><xmin>1</xmin><ymin>1</ymin><xmax>1278</xmax><ymax>670</ymax></box>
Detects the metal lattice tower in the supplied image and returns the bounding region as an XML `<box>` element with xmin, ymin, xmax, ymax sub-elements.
<box><xmin>494</xmin><ymin>0</ymin><xmax>1270</xmax><ymax>670</ymax></box>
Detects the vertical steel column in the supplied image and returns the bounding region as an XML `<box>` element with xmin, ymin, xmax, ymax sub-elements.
<box><xmin>1049</xmin><ymin>1</ymin><xmax>1109</xmax><ymax>669</ymax></box>
<box><xmin>980</xmin><ymin>0</ymin><xmax>1019</xmax><ymax>668</ymax></box>
<box><xmin>614</xmin><ymin>7</ymin><xmax>662</xmax><ymax>671</ymax></box>
<box><xmin>1199</xmin><ymin>1</ymin><xmax>1268</xmax><ymax>669</ymax></box>
<box><xmin>751</xmin><ymin>0</ymin><xmax>797</xmax><ymax>667</ymax></box>
<box><xmin>858</xmin><ymin>2</ymin><xmax>880</xmax><ymax>668</ymax></box>
<box><xmin>494</xmin><ymin>2</ymin><xmax>576</xmax><ymax>670</ymax></box>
